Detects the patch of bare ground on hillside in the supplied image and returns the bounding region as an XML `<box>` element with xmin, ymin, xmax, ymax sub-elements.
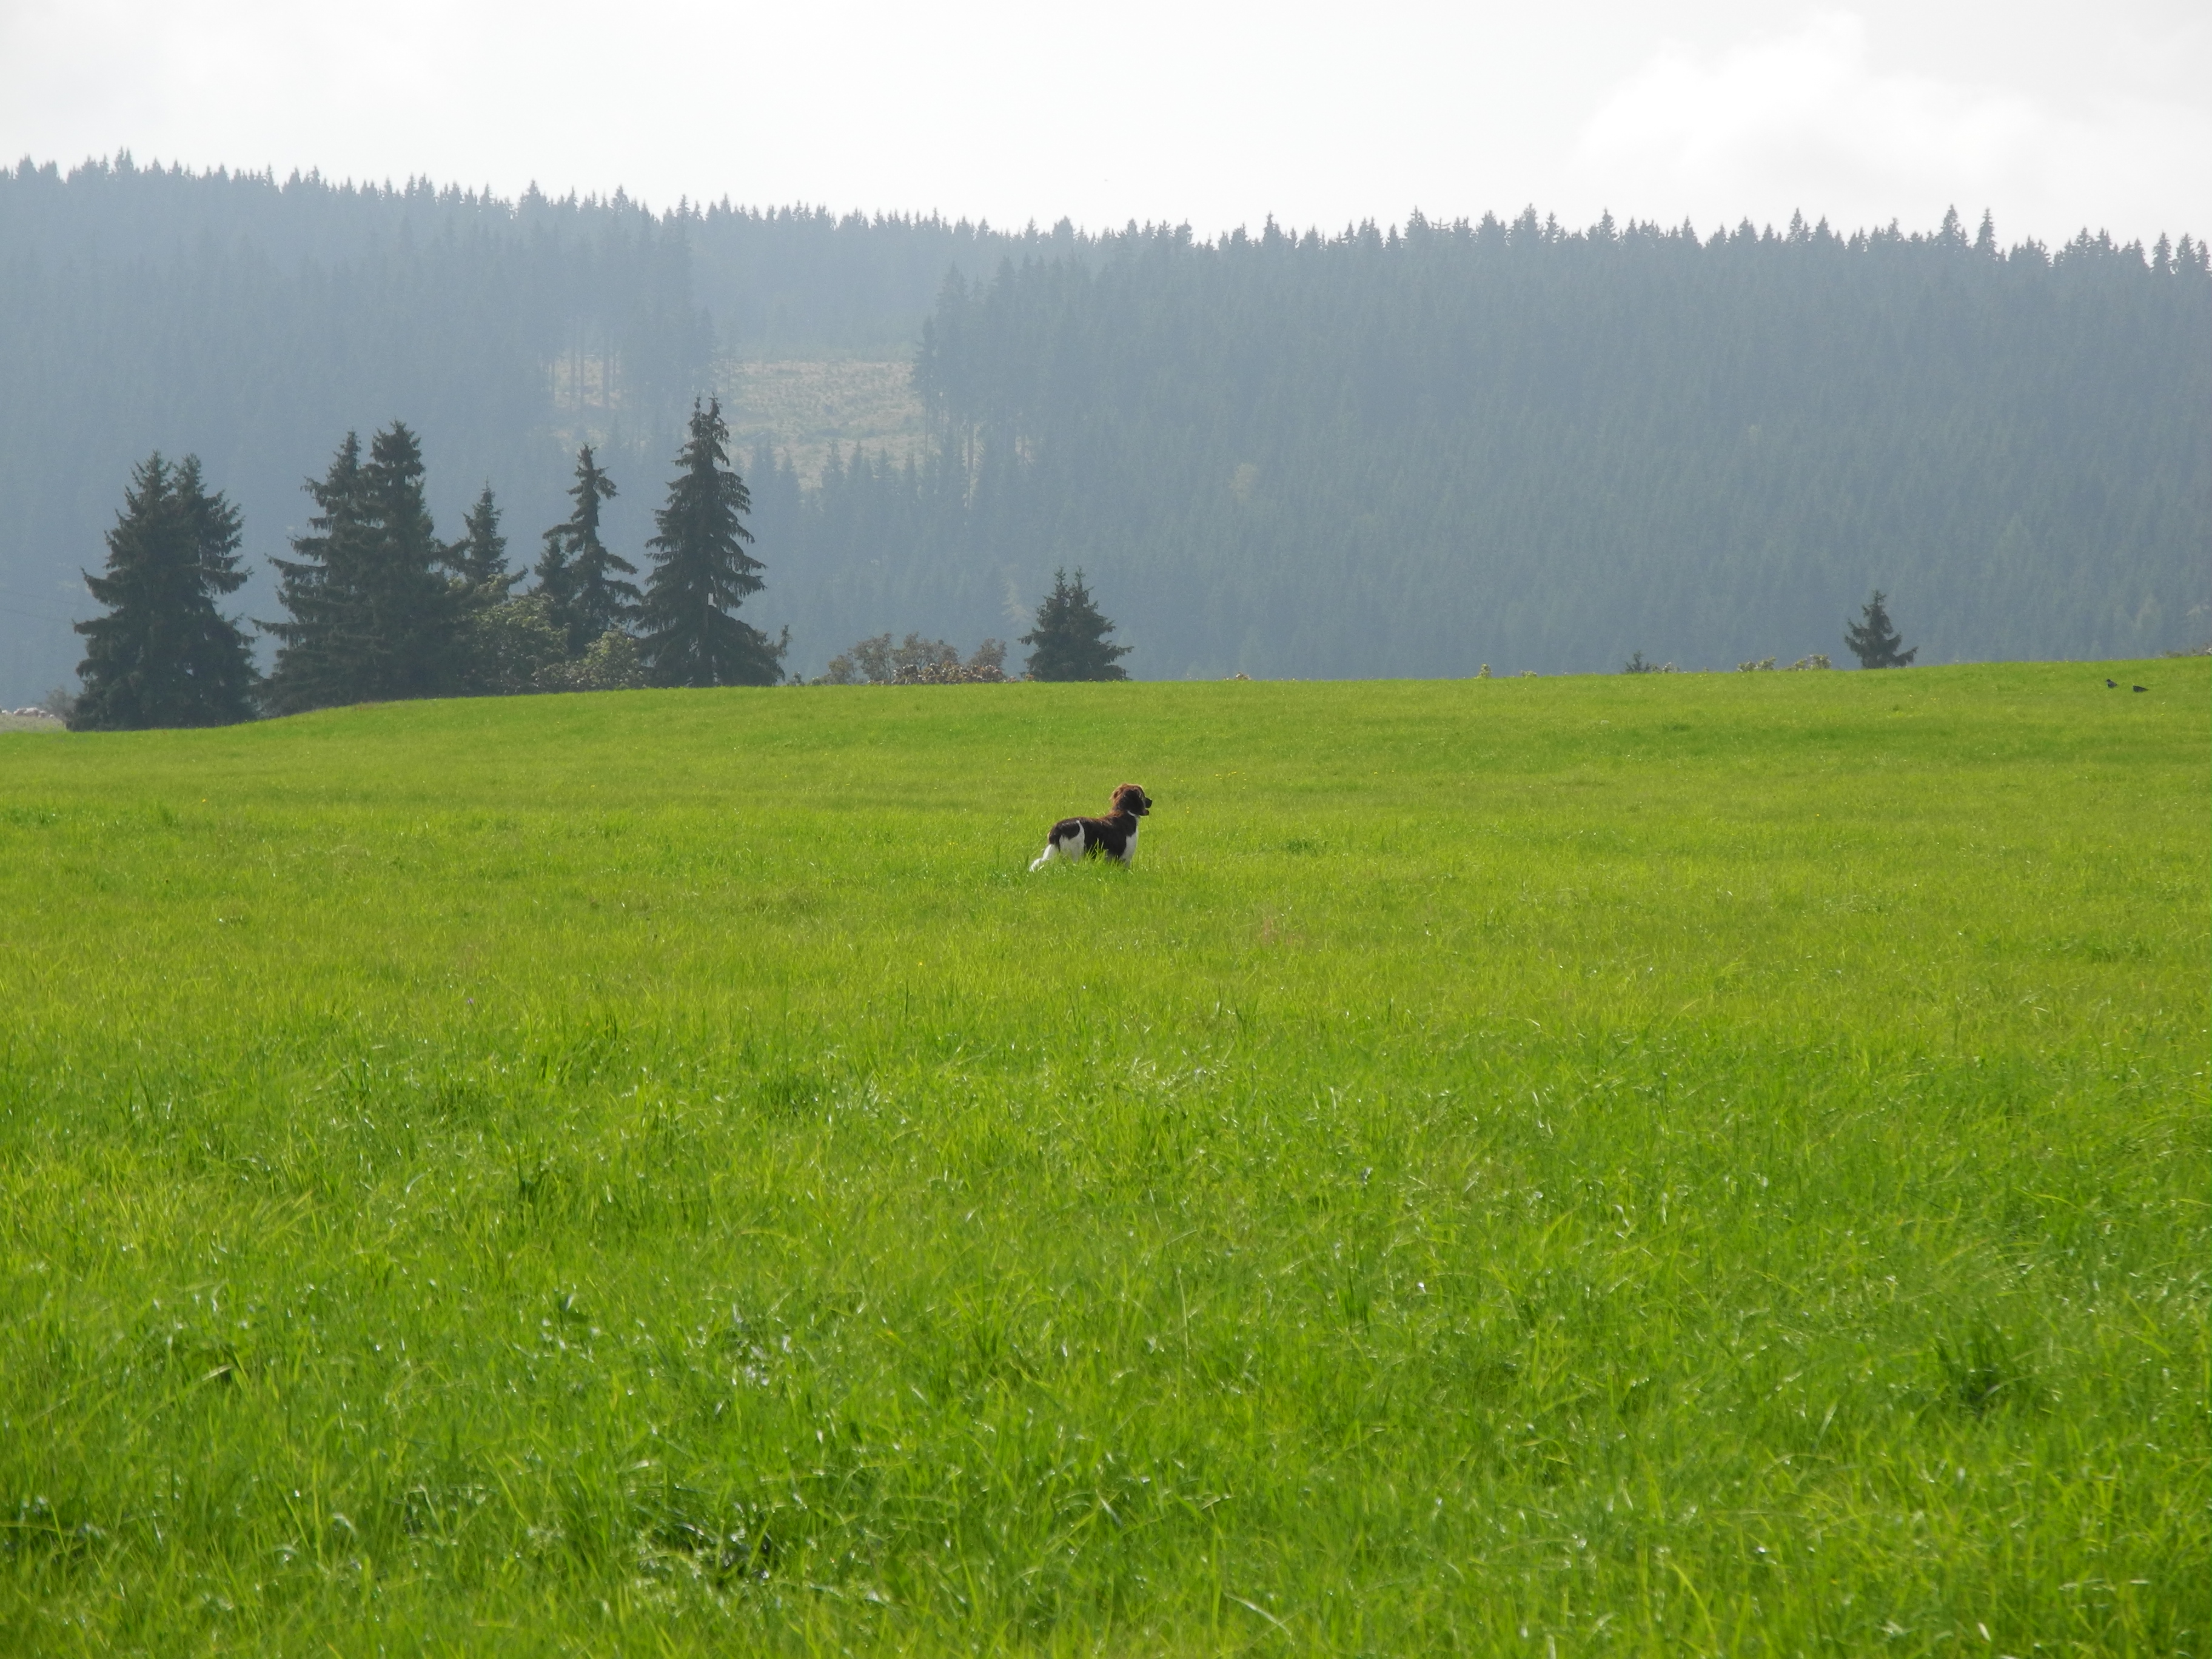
<box><xmin>716</xmin><ymin>360</ymin><xmax>926</xmax><ymax>484</ymax></box>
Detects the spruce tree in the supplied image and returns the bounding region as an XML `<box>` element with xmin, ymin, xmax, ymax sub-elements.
<box><xmin>530</xmin><ymin>537</ymin><xmax>577</xmax><ymax>654</ymax></box>
<box><xmin>1019</xmin><ymin>568</ymin><xmax>1131</xmax><ymax>680</ymax></box>
<box><xmin>1843</xmin><ymin>589</ymin><xmax>1917</xmax><ymax>668</ymax></box>
<box><xmin>72</xmin><ymin>453</ymin><xmax>256</xmax><ymax>729</ymax></box>
<box><xmin>452</xmin><ymin>484</ymin><xmax>517</xmax><ymax>592</ymax></box>
<box><xmin>360</xmin><ymin>423</ymin><xmax>460</xmax><ymax>695</ymax></box>
<box><xmin>261</xmin><ymin>432</ymin><xmax>369</xmax><ymax>714</ymax></box>
<box><xmin>451</xmin><ymin>485</ymin><xmax>564</xmax><ymax>695</ymax></box>
<box><xmin>262</xmin><ymin>423</ymin><xmax>466</xmax><ymax>712</ymax></box>
<box><xmin>534</xmin><ymin>446</ymin><xmax>638</xmax><ymax>654</ymax></box>
<box><xmin>638</xmin><ymin>400</ymin><xmax>785</xmax><ymax>686</ymax></box>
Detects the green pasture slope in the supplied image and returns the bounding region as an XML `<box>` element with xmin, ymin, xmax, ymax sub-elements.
<box><xmin>1</xmin><ymin>663</ymin><xmax>2205</xmax><ymax>1655</ymax></box>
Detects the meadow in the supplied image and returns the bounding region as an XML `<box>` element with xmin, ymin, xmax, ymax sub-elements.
<box><xmin>0</xmin><ymin>662</ymin><xmax>2204</xmax><ymax>1655</ymax></box>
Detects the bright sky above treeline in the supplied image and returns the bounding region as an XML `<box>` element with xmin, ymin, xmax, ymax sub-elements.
<box><xmin>2</xmin><ymin>0</ymin><xmax>2204</xmax><ymax>247</ymax></box>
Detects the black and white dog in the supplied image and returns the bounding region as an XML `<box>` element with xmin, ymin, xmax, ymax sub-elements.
<box><xmin>1029</xmin><ymin>783</ymin><xmax>1153</xmax><ymax>871</ymax></box>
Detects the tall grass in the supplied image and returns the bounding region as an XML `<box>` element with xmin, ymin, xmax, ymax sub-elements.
<box><xmin>1</xmin><ymin>663</ymin><xmax>2204</xmax><ymax>1654</ymax></box>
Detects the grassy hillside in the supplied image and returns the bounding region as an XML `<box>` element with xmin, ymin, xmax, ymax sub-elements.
<box><xmin>1</xmin><ymin>663</ymin><xmax>2204</xmax><ymax>1654</ymax></box>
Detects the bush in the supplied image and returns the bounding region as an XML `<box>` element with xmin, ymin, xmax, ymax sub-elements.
<box><xmin>464</xmin><ymin>595</ymin><xmax>568</xmax><ymax>695</ymax></box>
<box><xmin>539</xmin><ymin>629</ymin><xmax>650</xmax><ymax>692</ymax></box>
<box><xmin>891</xmin><ymin>658</ymin><xmax>1007</xmax><ymax>685</ymax></box>
<box><xmin>817</xmin><ymin>633</ymin><xmax>1007</xmax><ymax>685</ymax></box>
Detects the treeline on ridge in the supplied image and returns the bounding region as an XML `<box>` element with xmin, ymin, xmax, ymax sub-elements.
<box><xmin>7</xmin><ymin>158</ymin><xmax>2209</xmax><ymax>692</ymax></box>
<box><xmin>0</xmin><ymin>156</ymin><xmax>1061</xmax><ymax>695</ymax></box>
<box><xmin>760</xmin><ymin>209</ymin><xmax>2211</xmax><ymax>677</ymax></box>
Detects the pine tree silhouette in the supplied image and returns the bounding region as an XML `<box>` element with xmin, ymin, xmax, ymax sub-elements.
<box><xmin>638</xmin><ymin>400</ymin><xmax>785</xmax><ymax>686</ymax></box>
<box><xmin>535</xmin><ymin>446</ymin><xmax>638</xmax><ymax>654</ymax></box>
<box><xmin>260</xmin><ymin>432</ymin><xmax>369</xmax><ymax>714</ymax></box>
<box><xmin>1019</xmin><ymin>568</ymin><xmax>1131</xmax><ymax>681</ymax></box>
<box><xmin>452</xmin><ymin>484</ymin><xmax>517</xmax><ymax>592</ymax></box>
<box><xmin>1844</xmin><ymin>589</ymin><xmax>1917</xmax><ymax>668</ymax></box>
<box><xmin>262</xmin><ymin>423</ymin><xmax>464</xmax><ymax>711</ymax></box>
<box><xmin>72</xmin><ymin>454</ymin><xmax>256</xmax><ymax>729</ymax></box>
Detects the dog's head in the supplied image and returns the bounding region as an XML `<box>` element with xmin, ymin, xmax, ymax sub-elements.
<box><xmin>1111</xmin><ymin>783</ymin><xmax>1153</xmax><ymax>818</ymax></box>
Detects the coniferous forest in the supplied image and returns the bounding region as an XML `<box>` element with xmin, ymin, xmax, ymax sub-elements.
<box><xmin>4</xmin><ymin>156</ymin><xmax>2205</xmax><ymax>700</ymax></box>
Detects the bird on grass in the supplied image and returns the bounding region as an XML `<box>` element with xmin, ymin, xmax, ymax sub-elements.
<box><xmin>2105</xmin><ymin>678</ymin><xmax>2117</xmax><ymax>688</ymax></box>
<box><xmin>2133</xmin><ymin>684</ymin><xmax>2148</xmax><ymax>692</ymax></box>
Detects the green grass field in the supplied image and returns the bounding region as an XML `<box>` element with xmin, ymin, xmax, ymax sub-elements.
<box><xmin>1</xmin><ymin>663</ymin><xmax>2205</xmax><ymax>1655</ymax></box>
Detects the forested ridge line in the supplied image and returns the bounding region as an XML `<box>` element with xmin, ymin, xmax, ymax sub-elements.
<box><xmin>0</xmin><ymin>155</ymin><xmax>1067</xmax><ymax>697</ymax></box>
<box><xmin>775</xmin><ymin>207</ymin><xmax>2205</xmax><ymax>678</ymax></box>
<box><xmin>4</xmin><ymin>158</ymin><xmax>2205</xmax><ymax>696</ymax></box>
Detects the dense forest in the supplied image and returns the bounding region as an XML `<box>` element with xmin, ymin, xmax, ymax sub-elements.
<box><xmin>4</xmin><ymin>158</ymin><xmax>2205</xmax><ymax>697</ymax></box>
<box><xmin>0</xmin><ymin>156</ymin><xmax>1047</xmax><ymax>697</ymax></box>
<box><xmin>773</xmin><ymin>210</ymin><xmax>2211</xmax><ymax>677</ymax></box>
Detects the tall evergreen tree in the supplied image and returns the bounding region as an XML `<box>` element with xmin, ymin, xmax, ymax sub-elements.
<box><xmin>1019</xmin><ymin>567</ymin><xmax>1131</xmax><ymax>680</ymax></box>
<box><xmin>638</xmin><ymin>400</ymin><xmax>785</xmax><ymax>686</ymax></box>
<box><xmin>530</xmin><ymin>532</ymin><xmax>578</xmax><ymax>654</ymax></box>
<box><xmin>452</xmin><ymin>484</ymin><xmax>517</xmax><ymax>592</ymax></box>
<box><xmin>534</xmin><ymin>446</ymin><xmax>638</xmax><ymax>653</ymax></box>
<box><xmin>450</xmin><ymin>484</ymin><xmax>568</xmax><ymax>696</ymax></box>
<box><xmin>261</xmin><ymin>423</ymin><xmax>466</xmax><ymax>712</ymax></box>
<box><xmin>1843</xmin><ymin>589</ymin><xmax>1918</xmax><ymax>668</ymax></box>
<box><xmin>72</xmin><ymin>453</ymin><xmax>256</xmax><ymax>729</ymax></box>
<box><xmin>260</xmin><ymin>432</ymin><xmax>369</xmax><ymax>714</ymax></box>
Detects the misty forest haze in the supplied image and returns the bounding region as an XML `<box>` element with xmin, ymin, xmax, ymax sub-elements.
<box><xmin>2</xmin><ymin>156</ymin><xmax>2206</xmax><ymax>699</ymax></box>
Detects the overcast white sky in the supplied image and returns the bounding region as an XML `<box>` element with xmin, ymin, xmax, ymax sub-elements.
<box><xmin>2</xmin><ymin>0</ymin><xmax>2205</xmax><ymax>246</ymax></box>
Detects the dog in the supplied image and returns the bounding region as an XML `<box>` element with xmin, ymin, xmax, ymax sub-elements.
<box><xmin>1030</xmin><ymin>783</ymin><xmax>1153</xmax><ymax>871</ymax></box>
